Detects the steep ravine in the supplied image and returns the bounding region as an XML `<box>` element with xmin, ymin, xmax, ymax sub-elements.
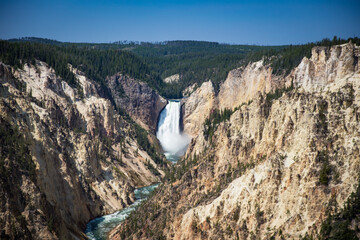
<box><xmin>85</xmin><ymin>99</ymin><xmax>189</xmax><ymax>239</ymax></box>
<box><xmin>110</xmin><ymin>42</ymin><xmax>360</xmax><ymax>239</ymax></box>
<box><xmin>0</xmin><ymin>61</ymin><xmax>168</xmax><ymax>239</ymax></box>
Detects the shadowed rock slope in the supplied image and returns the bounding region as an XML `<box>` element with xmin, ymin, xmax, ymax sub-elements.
<box><xmin>107</xmin><ymin>73</ymin><xmax>167</xmax><ymax>131</ymax></box>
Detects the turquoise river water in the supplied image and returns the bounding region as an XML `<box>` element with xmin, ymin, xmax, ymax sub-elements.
<box><xmin>85</xmin><ymin>183</ymin><xmax>159</xmax><ymax>240</ymax></box>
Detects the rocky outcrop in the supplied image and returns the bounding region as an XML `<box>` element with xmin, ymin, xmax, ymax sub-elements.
<box><xmin>182</xmin><ymin>83</ymin><xmax>197</xmax><ymax>97</ymax></box>
<box><xmin>218</xmin><ymin>60</ymin><xmax>283</xmax><ymax>110</ymax></box>
<box><xmin>164</xmin><ymin>74</ymin><xmax>180</xmax><ymax>84</ymax></box>
<box><xmin>111</xmin><ymin>43</ymin><xmax>360</xmax><ymax>239</ymax></box>
<box><xmin>291</xmin><ymin>43</ymin><xmax>360</xmax><ymax>92</ymax></box>
<box><xmin>107</xmin><ymin>73</ymin><xmax>167</xmax><ymax>131</ymax></box>
<box><xmin>0</xmin><ymin>61</ymin><xmax>167</xmax><ymax>239</ymax></box>
<box><xmin>181</xmin><ymin>81</ymin><xmax>215</xmax><ymax>137</ymax></box>
<box><xmin>182</xmin><ymin>61</ymin><xmax>283</xmax><ymax>137</ymax></box>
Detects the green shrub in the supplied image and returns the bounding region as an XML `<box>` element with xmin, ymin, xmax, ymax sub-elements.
<box><xmin>317</xmin><ymin>150</ymin><xmax>331</xmax><ymax>186</ymax></box>
<box><xmin>319</xmin><ymin>176</ymin><xmax>360</xmax><ymax>240</ymax></box>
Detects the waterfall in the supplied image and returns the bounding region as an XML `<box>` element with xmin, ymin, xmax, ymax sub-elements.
<box><xmin>156</xmin><ymin>100</ymin><xmax>190</xmax><ymax>160</ymax></box>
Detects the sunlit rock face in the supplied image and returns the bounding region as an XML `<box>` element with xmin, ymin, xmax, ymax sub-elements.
<box><xmin>291</xmin><ymin>43</ymin><xmax>360</xmax><ymax>92</ymax></box>
<box><xmin>110</xmin><ymin>43</ymin><xmax>360</xmax><ymax>240</ymax></box>
<box><xmin>182</xmin><ymin>81</ymin><xmax>216</xmax><ymax>137</ymax></box>
<box><xmin>218</xmin><ymin>60</ymin><xmax>281</xmax><ymax>110</ymax></box>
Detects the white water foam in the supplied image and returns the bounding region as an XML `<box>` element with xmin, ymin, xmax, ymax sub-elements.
<box><xmin>156</xmin><ymin>100</ymin><xmax>190</xmax><ymax>157</ymax></box>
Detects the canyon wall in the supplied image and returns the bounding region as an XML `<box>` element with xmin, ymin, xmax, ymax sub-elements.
<box><xmin>111</xmin><ymin>42</ymin><xmax>360</xmax><ymax>239</ymax></box>
<box><xmin>107</xmin><ymin>73</ymin><xmax>167</xmax><ymax>131</ymax></box>
<box><xmin>0</xmin><ymin>61</ymin><xmax>167</xmax><ymax>239</ymax></box>
<box><xmin>182</xmin><ymin>81</ymin><xmax>215</xmax><ymax>137</ymax></box>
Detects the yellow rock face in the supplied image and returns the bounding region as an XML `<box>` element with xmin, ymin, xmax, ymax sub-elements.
<box><xmin>111</xmin><ymin>42</ymin><xmax>360</xmax><ymax>240</ymax></box>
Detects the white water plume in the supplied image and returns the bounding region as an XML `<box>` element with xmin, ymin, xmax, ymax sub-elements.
<box><xmin>156</xmin><ymin>100</ymin><xmax>190</xmax><ymax>157</ymax></box>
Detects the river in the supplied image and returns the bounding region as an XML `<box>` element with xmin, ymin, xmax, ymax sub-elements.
<box><xmin>85</xmin><ymin>100</ymin><xmax>189</xmax><ymax>239</ymax></box>
<box><xmin>85</xmin><ymin>183</ymin><xmax>159</xmax><ymax>240</ymax></box>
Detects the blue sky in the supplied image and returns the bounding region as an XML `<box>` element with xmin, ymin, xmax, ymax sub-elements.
<box><xmin>0</xmin><ymin>0</ymin><xmax>359</xmax><ymax>45</ymax></box>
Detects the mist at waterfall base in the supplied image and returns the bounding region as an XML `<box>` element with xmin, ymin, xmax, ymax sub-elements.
<box><xmin>156</xmin><ymin>100</ymin><xmax>190</xmax><ymax>163</ymax></box>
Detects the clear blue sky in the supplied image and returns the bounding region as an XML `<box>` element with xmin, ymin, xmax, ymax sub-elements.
<box><xmin>0</xmin><ymin>0</ymin><xmax>359</xmax><ymax>45</ymax></box>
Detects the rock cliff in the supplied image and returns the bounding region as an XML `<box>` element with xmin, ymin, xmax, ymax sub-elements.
<box><xmin>0</xmin><ymin>61</ymin><xmax>167</xmax><ymax>239</ymax></box>
<box><xmin>218</xmin><ymin>60</ymin><xmax>283</xmax><ymax>110</ymax></box>
<box><xmin>182</xmin><ymin>61</ymin><xmax>283</xmax><ymax>136</ymax></box>
<box><xmin>164</xmin><ymin>74</ymin><xmax>180</xmax><ymax>84</ymax></box>
<box><xmin>182</xmin><ymin>81</ymin><xmax>216</xmax><ymax>137</ymax></box>
<box><xmin>107</xmin><ymin>73</ymin><xmax>167</xmax><ymax>131</ymax></box>
<box><xmin>111</xmin><ymin>42</ymin><xmax>360</xmax><ymax>239</ymax></box>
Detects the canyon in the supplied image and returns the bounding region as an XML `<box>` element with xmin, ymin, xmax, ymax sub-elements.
<box><xmin>0</xmin><ymin>41</ymin><xmax>359</xmax><ymax>240</ymax></box>
<box><xmin>110</xmin><ymin>42</ymin><xmax>360</xmax><ymax>239</ymax></box>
